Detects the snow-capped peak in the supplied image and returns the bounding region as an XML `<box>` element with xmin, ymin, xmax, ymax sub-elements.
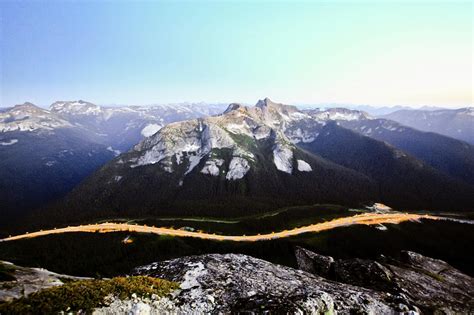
<box><xmin>50</xmin><ymin>100</ymin><xmax>102</xmax><ymax>116</ymax></box>
<box><xmin>0</xmin><ymin>102</ymin><xmax>72</xmax><ymax>132</ymax></box>
<box><xmin>307</xmin><ymin>108</ymin><xmax>371</xmax><ymax>122</ymax></box>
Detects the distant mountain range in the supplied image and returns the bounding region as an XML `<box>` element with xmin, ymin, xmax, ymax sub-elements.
<box><xmin>36</xmin><ymin>98</ymin><xmax>474</xmax><ymax>226</ymax></box>
<box><xmin>381</xmin><ymin>108</ymin><xmax>474</xmax><ymax>144</ymax></box>
<box><xmin>296</xmin><ymin>104</ymin><xmax>448</xmax><ymax>116</ymax></box>
<box><xmin>0</xmin><ymin>101</ymin><xmax>226</xmax><ymax>222</ymax></box>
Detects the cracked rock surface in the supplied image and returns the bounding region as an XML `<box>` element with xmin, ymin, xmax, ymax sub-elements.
<box><xmin>131</xmin><ymin>253</ymin><xmax>399</xmax><ymax>314</ymax></box>
<box><xmin>4</xmin><ymin>251</ymin><xmax>472</xmax><ymax>314</ymax></box>
<box><xmin>295</xmin><ymin>247</ymin><xmax>474</xmax><ymax>314</ymax></box>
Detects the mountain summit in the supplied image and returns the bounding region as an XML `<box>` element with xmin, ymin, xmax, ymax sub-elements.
<box><xmin>44</xmin><ymin>99</ymin><xmax>474</xmax><ymax>224</ymax></box>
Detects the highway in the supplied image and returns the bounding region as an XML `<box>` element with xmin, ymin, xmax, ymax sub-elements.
<box><xmin>0</xmin><ymin>212</ymin><xmax>441</xmax><ymax>242</ymax></box>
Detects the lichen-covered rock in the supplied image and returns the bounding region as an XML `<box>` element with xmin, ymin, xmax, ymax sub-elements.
<box><xmin>0</xmin><ymin>261</ymin><xmax>89</xmax><ymax>303</ymax></box>
<box><xmin>295</xmin><ymin>246</ymin><xmax>334</xmax><ymax>277</ymax></box>
<box><xmin>132</xmin><ymin>253</ymin><xmax>397</xmax><ymax>314</ymax></box>
<box><xmin>295</xmin><ymin>249</ymin><xmax>474</xmax><ymax>314</ymax></box>
<box><xmin>333</xmin><ymin>259</ymin><xmax>394</xmax><ymax>294</ymax></box>
<box><xmin>386</xmin><ymin>251</ymin><xmax>474</xmax><ymax>313</ymax></box>
<box><xmin>5</xmin><ymin>251</ymin><xmax>472</xmax><ymax>314</ymax></box>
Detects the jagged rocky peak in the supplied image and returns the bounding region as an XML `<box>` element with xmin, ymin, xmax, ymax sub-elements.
<box><xmin>255</xmin><ymin>97</ymin><xmax>308</xmax><ymax>124</ymax></box>
<box><xmin>125</xmin><ymin>98</ymin><xmax>303</xmax><ymax>179</ymax></box>
<box><xmin>50</xmin><ymin>100</ymin><xmax>101</xmax><ymax>115</ymax></box>
<box><xmin>114</xmin><ymin>97</ymin><xmax>385</xmax><ymax>183</ymax></box>
<box><xmin>119</xmin><ymin>98</ymin><xmax>378</xmax><ymax>180</ymax></box>
<box><xmin>255</xmin><ymin>97</ymin><xmax>278</xmax><ymax>109</ymax></box>
<box><xmin>223</xmin><ymin>102</ymin><xmax>246</xmax><ymax>114</ymax></box>
<box><xmin>256</xmin><ymin>97</ymin><xmax>294</xmax><ymax>111</ymax></box>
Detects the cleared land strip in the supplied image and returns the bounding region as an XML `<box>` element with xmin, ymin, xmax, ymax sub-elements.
<box><xmin>1</xmin><ymin>213</ymin><xmax>442</xmax><ymax>242</ymax></box>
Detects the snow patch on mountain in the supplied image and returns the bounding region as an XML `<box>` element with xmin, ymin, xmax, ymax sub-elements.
<box><xmin>185</xmin><ymin>155</ymin><xmax>203</xmax><ymax>175</ymax></box>
<box><xmin>45</xmin><ymin>161</ymin><xmax>57</xmax><ymax>167</ymax></box>
<box><xmin>253</xmin><ymin>125</ymin><xmax>272</xmax><ymax>140</ymax></box>
<box><xmin>225</xmin><ymin>123</ymin><xmax>251</xmax><ymax>136</ymax></box>
<box><xmin>0</xmin><ymin>103</ymin><xmax>72</xmax><ymax>132</ymax></box>
<box><xmin>133</xmin><ymin>146</ymin><xmax>166</xmax><ymax>167</ymax></box>
<box><xmin>51</xmin><ymin>100</ymin><xmax>101</xmax><ymax>116</ymax></box>
<box><xmin>106</xmin><ymin>146</ymin><xmax>121</xmax><ymax>156</ymax></box>
<box><xmin>289</xmin><ymin>111</ymin><xmax>311</xmax><ymax>120</ymax></box>
<box><xmin>310</xmin><ymin>108</ymin><xmax>371</xmax><ymax>122</ymax></box>
<box><xmin>273</xmin><ymin>143</ymin><xmax>293</xmax><ymax>174</ymax></box>
<box><xmin>226</xmin><ymin>157</ymin><xmax>250</xmax><ymax>180</ymax></box>
<box><xmin>201</xmin><ymin>159</ymin><xmax>224</xmax><ymax>176</ymax></box>
<box><xmin>125</xmin><ymin>98</ymin><xmax>378</xmax><ymax>181</ymax></box>
<box><xmin>287</xmin><ymin>127</ymin><xmax>318</xmax><ymax>144</ymax></box>
<box><xmin>297</xmin><ymin>160</ymin><xmax>312</xmax><ymax>172</ymax></box>
<box><xmin>0</xmin><ymin>139</ymin><xmax>18</xmax><ymax>146</ymax></box>
<box><xmin>131</xmin><ymin>119</ymin><xmax>257</xmax><ymax>177</ymax></box>
<box><xmin>141</xmin><ymin>124</ymin><xmax>162</xmax><ymax>137</ymax></box>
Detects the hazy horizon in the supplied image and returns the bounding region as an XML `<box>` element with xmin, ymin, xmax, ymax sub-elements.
<box><xmin>1</xmin><ymin>1</ymin><xmax>472</xmax><ymax>108</ymax></box>
<box><xmin>2</xmin><ymin>98</ymin><xmax>470</xmax><ymax>112</ymax></box>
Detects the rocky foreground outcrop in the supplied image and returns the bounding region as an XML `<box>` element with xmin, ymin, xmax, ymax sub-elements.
<box><xmin>2</xmin><ymin>251</ymin><xmax>473</xmax><ymax>314</ymax></box>
<box><xmin>295</xmin><ymin>247</ymin><xmax>474</xmax><ymax>314</ymax></box>
<box><xmin>124</xmin><ymin>250</ymin><xmax>472</xmax><ymax>314</ymax></box>
<box><xmin>129</xmin><ymin>253</ymin><xmax>399</xmax><ymax>314</ymax></box>
<box><xmin>0</xmin><ymin>261</ymin><xmax>88</xmax><ymax>302</ymax></box>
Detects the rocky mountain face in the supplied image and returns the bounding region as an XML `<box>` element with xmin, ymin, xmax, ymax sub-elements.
<box><xmin>47</xmin><ymin>98</ymin><xmax>474</xmax><ymax>225</ymax></box>
<box><xmin>339</xmin><ymin>117</ymin><xmax>474</xmax><ymax>187</ymax></box>
<box><xmin>299</xmin><ymin>122</ymin><xmax>474</xmax><ymax>210</ymax></box>
<box><xmin>382</xmin><ymin>107</ymin><xmax>474</xmax><ymax>144</ymax></box>
<box><xmin>3</xmin><ymin>98</ymin><xmax>474</xmax><ymax>226</ymax></box>
<box><xmin>0</xmin><ymin>103</ymin><xmax>72</xmax><ymax>132</ymax></box>
<box><xmin>49</xmin><ymin>100</ymin><xmax>226</xmax><ymax>151</ymax></box>
<box><xmin>0</xmin><ymin>101</ymin><xmax>226</xmax><ymax>223</ymax></box>
<box><xmin>46</xmin><ymin>99</ymin><xmax>384</xmax><ymax>222</ymax></box>
<box><xmin>0</xmin><ymin>103</ymin><xmax>116</xmax><ymax>223</ymax></box>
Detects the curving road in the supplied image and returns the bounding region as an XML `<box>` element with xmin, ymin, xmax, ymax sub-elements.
<box><xmin>1</xmin><ymin>213</ymin><xmax>441</xmax><ymax>243</ymax></box>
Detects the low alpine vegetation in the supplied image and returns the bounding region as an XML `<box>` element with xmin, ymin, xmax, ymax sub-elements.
<box><xmin>0</xmin><ymin>276</ymin><xmax>178</xmax><ymax>314</ymax></box>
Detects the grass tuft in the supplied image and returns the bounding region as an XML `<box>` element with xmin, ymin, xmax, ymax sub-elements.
<box><xmin>0</xmin><ymin>276</ymin><xmax>178</xmax><ymax>314</ymax></box>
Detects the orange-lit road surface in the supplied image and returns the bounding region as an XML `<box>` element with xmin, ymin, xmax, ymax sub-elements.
<box><xmin>1</xmin><ymin>213</ymin><xmax>439</xmax><ymax>243</ymax></box>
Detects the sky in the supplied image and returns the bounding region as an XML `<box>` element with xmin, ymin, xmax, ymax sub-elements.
<box><xmin>0</xmin><ymin>1</ymin><xmax>472</xmax><ymax>108</ymax></box>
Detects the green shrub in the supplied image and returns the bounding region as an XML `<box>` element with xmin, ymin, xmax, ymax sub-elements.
<box><xmin>0</xmin><ymin>276</ymin><xmax>178</xmax><ymax>314</ymax></box>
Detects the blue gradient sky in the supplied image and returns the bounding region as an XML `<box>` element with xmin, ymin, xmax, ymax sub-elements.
<box><xmin>1</xmin><ymin>1</ymin><xmax>472</xmax><ymax>107</ymax></box>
